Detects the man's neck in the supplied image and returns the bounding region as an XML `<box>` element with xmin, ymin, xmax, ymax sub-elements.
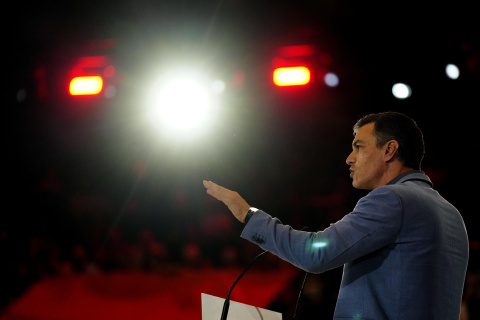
<box><xmin>386</xmin><ymin>169</ymin><xmax>421</xmax><ymax>185</ymax></box>
<box><xmin>379</xmin><ymin>165</ymin><xmax>414</xmax><ymax>188</ymax></box>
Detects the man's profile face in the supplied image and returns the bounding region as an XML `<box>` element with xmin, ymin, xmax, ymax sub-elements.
<box><xmin>346</xmin><ymin>122</ymin><xmax>387</xmax><ymax>190</ymax></box>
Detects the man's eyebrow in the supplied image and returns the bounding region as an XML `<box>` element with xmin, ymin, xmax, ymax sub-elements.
<box><xmin>352</xmin><ymin>140</ymin><xmax>365</xmax><ymax>148</ymax></box>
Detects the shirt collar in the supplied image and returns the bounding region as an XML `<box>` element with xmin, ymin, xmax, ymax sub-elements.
<box><xmin>386</xmin><ymin>170</ymin><xmax>425</xmax><ymax>186</ymax></box>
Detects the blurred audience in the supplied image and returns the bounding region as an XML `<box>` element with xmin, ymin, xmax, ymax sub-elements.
<box><xmin>1</xmin><ymin>157</ymin><xmax>477</xmax><ymax>320</ymax></box>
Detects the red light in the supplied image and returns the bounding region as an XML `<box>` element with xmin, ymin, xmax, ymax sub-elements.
<box><xmin>277</xmin><ymin>45</ymin><xmax>316</xmax><ymax>57</ymax></box>
<box><xmin>69</xmin><ymin>76</ymin><xmax>103</xmax><ymax>95</ymax></box>
<box><xmin>103</xmin><ymin>65</ymin><xmax>115</xmax><ymax>78</ymax></box>
<box><xmin>67</xmin><ymin>56</ymin><xmax>111</xmax><ymax>96</ymax></box>
<box><xmin>273</xmin><ymin>66</ymin><xmax>311</xmax><ymax>86</ymax></box>
<box><xmin>75</xmin><ymin>56</ymin><xmax>109</xmax><ymax>69</ymax></box>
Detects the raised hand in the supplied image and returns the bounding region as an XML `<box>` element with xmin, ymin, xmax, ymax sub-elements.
<box><xmin>203</xmin><ymin>180</ymin><xmax>251</xmax><ymax>223</ymax></box>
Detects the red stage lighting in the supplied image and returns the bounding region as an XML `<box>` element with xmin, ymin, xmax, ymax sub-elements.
<box><xmin>69</xmin><ymin>76</ymin><xmax>103</xmax><ymax>95</ymax></box>
<box><xmin>272</xmin><ymin>66</ymin><xmax>311</xmax><ymax>86</ymax></box>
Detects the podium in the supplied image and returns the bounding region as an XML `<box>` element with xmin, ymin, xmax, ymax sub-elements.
<box><xmin>201</xmin><ymin>293</ymin><xmax>282</xmax><ymax>320</ymax></box>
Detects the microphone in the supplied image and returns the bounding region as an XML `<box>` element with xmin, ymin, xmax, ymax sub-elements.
<box><xmin>220</xmin><ymin>250</ymin><xmax>268</xmax><ymax>320</ymax></box>
<box><xmin>220</xmin><ymin>226</ymin><xmax>310</xmax><ymax>320</ymax></box>
<box><xmin>219</xmin><ymin>250</ymin><xmax>310</xmax><ymax>320</ymax></box>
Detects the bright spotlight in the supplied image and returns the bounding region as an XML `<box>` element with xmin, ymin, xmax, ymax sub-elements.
<box><xmin>148</xmin><ymin>75</ymin><xmax>214</xmax><ymax>136</ymax></box>
<box><xmin>392</xmin><ymin>83</ymin><xmax>412</xmax><ymax>99</ymax></box>
<box><xmin>445</xmin><ymin>64</ymin><xmax>460</xmax><ymax>80</ymax></box>
<box><xmin>211</xmin><ymin>80</ymin><xmax>226</xmax><ymax>94</ymax></box>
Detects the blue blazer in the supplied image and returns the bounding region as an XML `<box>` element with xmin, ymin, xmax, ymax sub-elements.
<box><xmin>241</xmin><ymin>171</ymin><xmax>469</xmax><ymax>319</ymax></box>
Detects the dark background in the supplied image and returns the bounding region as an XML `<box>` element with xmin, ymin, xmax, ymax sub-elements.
<box><xmin>4</xmin><ymin>0</ymin><xmax>480</xmax><ymax>318</ymax></box>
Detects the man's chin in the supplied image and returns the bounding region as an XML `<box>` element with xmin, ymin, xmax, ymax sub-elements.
<box><xmin>351</xmin><ymin>177</ymin><xmax>359</xmax><ymax>187</ymax></box>
<box><xmin>352</xmin><ymin>180</ymin><xmax>372</xmax><ymax>191</ymax></box>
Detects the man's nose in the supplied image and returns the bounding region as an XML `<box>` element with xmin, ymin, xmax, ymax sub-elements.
<box><xmin>346</xmin><ymin>151</ymin><xmax>355</xmax><ymax>165</ymax></box>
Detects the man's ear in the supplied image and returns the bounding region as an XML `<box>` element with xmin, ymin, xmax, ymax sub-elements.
<box><xmin>384</xmin><ymin>140</ymin><xmax>399</xmax><ymax>162</ymax></box>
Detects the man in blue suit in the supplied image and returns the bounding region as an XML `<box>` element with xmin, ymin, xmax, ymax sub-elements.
<box><xmin>204</xmin><ymin>112</ymin><xmax>469</xmax><ymax>319</ymax></box>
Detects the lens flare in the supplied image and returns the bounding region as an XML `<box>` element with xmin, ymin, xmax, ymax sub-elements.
<box><xmin>312</xmin><ymin>240</ymin><xmax>328</xmax><ymax>249</ymax></box>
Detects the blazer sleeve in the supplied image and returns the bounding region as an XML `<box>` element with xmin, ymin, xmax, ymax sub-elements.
<box><xmin>240</xmin><ymin>186</ymin><xmax>403</xmax><ymax>273</ymax></box>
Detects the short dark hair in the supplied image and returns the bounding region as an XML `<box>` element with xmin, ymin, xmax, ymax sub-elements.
<box><xmin>353</xmin><ymin>112</ymin><xmax>425</xmax><ymax>170</ymax></box>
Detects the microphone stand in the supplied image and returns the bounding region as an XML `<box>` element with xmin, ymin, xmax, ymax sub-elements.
<box><xmin>220</xmin><ymin>226</ymin><xmax>310</xmax><ymax>320</ymax></box>
<box><xmin>292</xmin><ymin>272</ymin><xmax>309</xmax><ymax>320</ymax></box>
<box><xmin>220</xmin><ymin>250</ymin><xmax>268</xmax><ymax>320</ymax></box>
